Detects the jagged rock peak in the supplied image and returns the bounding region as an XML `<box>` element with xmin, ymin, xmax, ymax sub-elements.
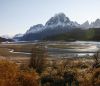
<box><xmin>80</xmin><ymin>20</ymin><xmax>90</xmax><ymax>28</ymax></box>
<box><xmin>54</xmin><ymin>13</ymin><xmax>70</xmax><ymax>22</ymax></box>
<box><xmin>90</xmin><ymin>19</ymin><xmax>100</xmax><ymax>28</ymax></box>
<box><xmin>45</xmin><ymin>13</ymin><xmax>71</xmax><ymax>26</ymax></box>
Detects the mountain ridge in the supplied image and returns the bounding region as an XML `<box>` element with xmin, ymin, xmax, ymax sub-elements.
<box><xmin>13</xmin><ymin>13</ymin><xmax>100</xmax><ymax>41</ymax></box>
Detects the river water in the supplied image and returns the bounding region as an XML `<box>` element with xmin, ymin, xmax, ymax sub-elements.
<box><xmin>47</xmin><ymin>41</ymin><xmax>100</xmax><ymax>58</ymax></box>
<box><xmin>3</xmin><ymin>41</ymin><xmax>100</xmax><ymax>58</ymax></box>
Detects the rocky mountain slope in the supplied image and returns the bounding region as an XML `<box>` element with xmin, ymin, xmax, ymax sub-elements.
<box><xmin>13</xmin><ymin>13</ymin><xmax>100</xmax><ymax>41</ymax></box>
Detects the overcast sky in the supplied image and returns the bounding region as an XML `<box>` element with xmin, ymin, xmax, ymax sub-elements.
<box><xmin>0</xmin><ymin>0</ymin><xmax>100</xmax><ymax>36</ymax></box>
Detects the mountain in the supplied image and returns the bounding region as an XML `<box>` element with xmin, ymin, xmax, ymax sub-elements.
<box><xmin>21</xmin><ymin>13</ymin><xmax>79</xmax><ymax>41</ymax></box>
<box><xmin>0</xmin><ymin>37</ymin><xmax>13</xmax><ymax>42</ymax></box>
<box><xmin>90</xmin><ymin>19</ymin><xmax>100</xmax><ymax>28</ymax></box>
<box><xmin>26</xmin><ymin>24</ymin><xmax>45</xmax><ymax>34</ymax></box>
<box><xmin>1</xmin><ymin>35</ymin><xmax>12</xmax><ymax>39</ymax></box>
<box><xmin>80</xmin><ymin>21</ymin><xmax>90</xmax><ymax>29</ymax></box>
<box><xmin>15</xmin><ymin>13</ymin><xmax>100</xmax><ymax>41</ymax></box>
<box><xmin>80</xmin><ymin>19</ymin><xmax>100</xmax><ymax>29</ymax></box>
<box><xmin>13</xmin><ymin>34</ymin><xmax>23</xmax><ymax>41</ymax></box>
<box><xmin>45</xmin><ymin>13</ymin><xmax>78</xmax><ymax>28</ymax></box>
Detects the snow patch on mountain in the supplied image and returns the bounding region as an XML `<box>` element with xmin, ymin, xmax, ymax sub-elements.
<box><xmin>14</xmin><ymin>34</ymin><xmax>23</xmax><ymax>38</ymax></box>
<box><xmin>45</xmin><ymin>13</ymin><xmax>77</xmax><ymax>28</ymax></box>
<box><xmin>17</xmin><ymin>13</ymin><xmax>100</xmax><ymax>41</ymax></box>
<box><xmin>90</xmin><ymin>19</ymin><xmax>100</xmax><ymax>28</ymax></box>
<box><xmin>80</xmin><ymin>21</ymin><xmax>90</xmax><ymax>29</ymax></box>
<box><xmin>26</xmin><ymin>24</ymin><xmax>45</xmax><ymax>34</ymax></box>
<box><xmin>13</xmin><ymin>33</ymin><xmax>23</xmax><ymax>41</ymax></box>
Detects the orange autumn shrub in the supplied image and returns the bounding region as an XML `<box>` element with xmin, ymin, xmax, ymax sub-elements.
<box><xmin>0</xmin><ymin>60</ymin><xmax>19</xmax><ymax>86</ymax></box>
<box><xmin>92</xmin><ymin>68</ymin><xmax>100</xmax><ymax>86</ymax></box>
<box><xmin>0</xmin><ymin>60</ymin><xmax>39</xmax><ymax>86</ymax></box>
<box><xmin>17</xmin><ymin>70</ymin><xmax>39</xmax><ymax>86</ymax></box>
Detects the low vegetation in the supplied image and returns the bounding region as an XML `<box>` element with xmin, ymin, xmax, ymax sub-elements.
<box><xmin>29</xmin><ymin>45</ymin><xmax>47</xmax><ymax>73</ymax></box>
<box><xmin>0</xmin><ymin>60</ymin><xmax>39</xmax><ymax>86</ymax></box>
<box><xmin>0</xmin><ymin>45</ymin><xmax>100</xmax><ymax>86</ymax></box>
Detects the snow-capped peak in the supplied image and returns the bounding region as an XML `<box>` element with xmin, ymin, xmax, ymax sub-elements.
<box><xmin>45</xmin><ymin>13</ymin><xmax>75</xmax><ymax>27</ymax></box>
<box><xmin>54</xmin><ymin>13</ymin><xmax>70</xmax><ymax>23</ymax></box>
<box><xmin>14</xmin><ymin>34</ymin><xmax>23</xmax><ymax>38</ymax></box>
<box><xmin>90</xmin><ymin>19</ymin><xmax>100</xmax><ymax>28</ymax></box>
<box><xmin>80</xmin><ymin>21</ymin><xmax>90</xmax><ymax>29</ymax></box>
<box><xmin>26</xmin><ymin>24</ymin><xmax>44</xmax><ymax>34</ymax></box>
<box><xmin>24</xmin><ymin>13</ymin><xmax>100</xmax><ymax>37</ymax></box>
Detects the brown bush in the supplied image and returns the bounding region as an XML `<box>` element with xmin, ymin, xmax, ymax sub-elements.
<box><xmin>92</xmin><ymin>52</ymin><xmax>100</xmax><ymax>68</ymax></box>
<box><xmin>0</xmin><ymin>60</ymin><xmax>39</xmax><ymax>86</ymax></box>
<box><xmin>17</xmin><ymin>71</ymin><xmax>39</xmax><ymax>86</ymax></box>
<box><xmin>92</xmin><ymin>68</ymin><xmax>100</xmax><ymax>86</ymax></box>
<box><xmin>29</xmin><ymin>45</ymin><xmax>47</xmax><ymax>73</ymax></box>
<box><xmin>0</xmin><ymin>60</ymin><xmax>19</xmax><ymax>86</ymax></box>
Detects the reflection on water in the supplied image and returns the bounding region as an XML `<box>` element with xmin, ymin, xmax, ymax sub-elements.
<box><xmin>77</xmin><ymin>53</ymin><xmax>94</xmax><ymax>57</ymax></box>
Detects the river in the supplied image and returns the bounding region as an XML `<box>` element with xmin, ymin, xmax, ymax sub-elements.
<box><xmin>2</xmin><ymin>41</ymin><xmax>100</xmax><ymax>58</ymax></box>
<box><xmin>47</xmin><ymin>41</ymin><xmax>100</xmax><ymax>58</ymax></box>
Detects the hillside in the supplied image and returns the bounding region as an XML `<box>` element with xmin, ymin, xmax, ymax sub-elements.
<box><xmin>43</xmin><ymin>28</ymin><xmax>100</xmax><ymax>41</ymax></box>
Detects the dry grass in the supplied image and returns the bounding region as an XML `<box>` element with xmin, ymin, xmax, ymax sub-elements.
<box><xmin>40</xmin><ymin>57</ymin><xmax>100</xmax><ymax>86</ymax></box>
<box><xmin>0</xmin><ymin>43</ymin><xmax>100</xmax><ymax>86</ymax></box>
<box><xmin>0</xmin><ymin>60</ymin><xmax>39</xmax><ymax>86</ymax></box>
<box><xmin>0</xmin><ymin>56</ymin><xmax>100</xmax><ymax>86</ymax></box>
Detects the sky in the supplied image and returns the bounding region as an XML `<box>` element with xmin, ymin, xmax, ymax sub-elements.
<box><xmin>0</xmin><ymin>0</ymin><xmax>100</xmax><ymax>36</ymax></box>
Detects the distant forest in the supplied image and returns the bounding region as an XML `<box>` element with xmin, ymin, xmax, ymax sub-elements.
<box><xmin>44</xmin><ymin>28</ymin><xmax>100</xmax><ymax>41</ymax></box>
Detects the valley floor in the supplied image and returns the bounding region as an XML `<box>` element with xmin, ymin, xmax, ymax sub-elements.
<box><xmin>0</xmin><ymin>41</ymin><xmax>100</xmax><ymax>86</ymax></box>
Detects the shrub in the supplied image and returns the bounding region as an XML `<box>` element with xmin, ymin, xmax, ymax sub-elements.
<box><xmin>17</xmin><ymin>70</ymin><xmax>39</xmax><ymax>86</ymax></box>
<box><xmin>0</xmin><ymin>60</ymin><xmax>19</xmax><ymax>86</ymax></box>
<box><xmin>29</xmin><ymin>45</ymin><xmax>47</xmax><ymax>73</ymax></box>
<box><xmin>92</xmin><ymin>52</ymin><xmax>100</xmax><ymax>68</ymax></box>
<box><xmin>92</xmin><ymin>68</ymin><xmax>100</xmax><ymax>86</ymax></box>
<box><xmin>0</xmin><ymin>60</ymin><xmax>39</xmax><ymax>86</ymax></box>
